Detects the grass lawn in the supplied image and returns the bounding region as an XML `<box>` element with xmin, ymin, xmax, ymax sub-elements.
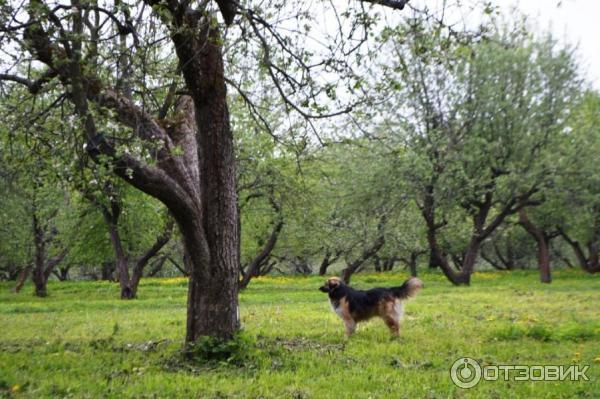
<box><xmin>0</xmin><ymin>269</ymin><xmax>598</xmax><ymax>398</ymax></box>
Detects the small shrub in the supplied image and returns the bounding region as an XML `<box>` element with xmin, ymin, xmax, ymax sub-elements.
<box><xmin>183</xmin><ymin>332</ymin><xmax>260</xmax><ymax>367</ymax></box>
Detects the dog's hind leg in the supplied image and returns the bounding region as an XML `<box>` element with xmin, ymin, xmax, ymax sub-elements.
<box><xmin>383</xmin><ymin>300</ymin><xmax>402</xmax><ymax>337</ymax></box>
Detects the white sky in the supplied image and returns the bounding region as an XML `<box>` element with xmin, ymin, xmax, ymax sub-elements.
<box><xmin>502</xmin><ymin>0</ymin><xmax>600</xmax><ymax>89</ymax></box>
<box><xmin>398</xmin><ymin>0</ymin><xmax>600</xmax><ymax>88</ymax></box>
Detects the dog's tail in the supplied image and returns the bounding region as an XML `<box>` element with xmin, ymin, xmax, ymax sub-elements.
<box><xmin>391</xmin><ymin>277</ymin><xmax>423</xmax><ymax>300</ymax></box>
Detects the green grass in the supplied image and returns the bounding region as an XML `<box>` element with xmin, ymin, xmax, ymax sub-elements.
<box><xmin>0</xmin><ymin>269</ymin><xmax>598</xmax><ymax>398</ymax></box>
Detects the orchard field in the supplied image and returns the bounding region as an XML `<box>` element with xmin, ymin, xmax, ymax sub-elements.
<box><xmin>1</xmin><ymin>270</ymin><xmax>598</xmax><ymax>398</ymax></box>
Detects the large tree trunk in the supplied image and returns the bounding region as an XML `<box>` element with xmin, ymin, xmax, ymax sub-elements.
<box><xmin>171</xmin><ymin>19</ymin><xmax>240</xmax><ymax>342</ymax></box>
<box><xmin>518</xmin><ymin>210</ymin><xmax>551</xmax><ymax>283</ymax></box>
<box><xmin>11</xmin><ymin>0</ymin><xmax>410</xmax><ymax>347</ymax></box>
<box><xmin>181</xmin><ymin>215</ymin><xmax>239</xmax><ymax>342</ymax></box>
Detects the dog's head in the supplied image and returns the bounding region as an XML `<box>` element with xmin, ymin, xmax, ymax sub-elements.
<box><xmin>319</xmin><ymin>276</ymin><xmax>343</xmax><ymax>293</ymax></box>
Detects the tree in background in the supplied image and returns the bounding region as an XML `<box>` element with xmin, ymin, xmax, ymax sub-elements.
<box><xmin>0</xmin><ymin>105</ymin><xmax>76</xmax><ymax>296</ymax></box>
<box><xmin>555</xmin><ymin>92</ymin><xmax>600</xmax><ymax>274</ymax></box>
<box><xmin>80</xmin><ymin>181</ymin><xmax>174</xmax><ymax>298</ymax></box>
<box><xmin>377</xmin><ymin>19</ymin><xmax>580</xmax><ymax>285</ymax></box>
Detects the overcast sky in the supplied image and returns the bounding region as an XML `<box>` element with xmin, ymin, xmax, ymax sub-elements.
<box><xmin>397</xmin><ymin>0</ymin><xmax>599</xmax><ymax>88</ymax></box>
<box><xmin>502</xmin><ymin>0</ymin><xmax>600</xmax><ymax>89</ymax></box>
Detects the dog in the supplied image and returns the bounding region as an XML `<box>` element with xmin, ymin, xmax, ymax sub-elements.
<box><xmin>319</xmin><ymin>276</ymin><xmax>423</xmax><ymax>337</ymax></box>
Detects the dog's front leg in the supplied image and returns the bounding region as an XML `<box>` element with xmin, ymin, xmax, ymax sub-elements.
<box><xmin>343</xmin><ymin>318</ymin><xmax>357</xmax><ymax>337</ymax></box>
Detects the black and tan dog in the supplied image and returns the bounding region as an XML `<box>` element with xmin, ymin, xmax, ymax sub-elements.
<box><xmin>319</xmin><ymin>276</ymin><xmax>423</xmax><ymax>337</ymax></box>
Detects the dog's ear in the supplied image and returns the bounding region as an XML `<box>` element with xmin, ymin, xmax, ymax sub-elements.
<box><xmin>328</xmin><ymin>277</ymin><xmax>341</xmax><ymax>289</ymax></box>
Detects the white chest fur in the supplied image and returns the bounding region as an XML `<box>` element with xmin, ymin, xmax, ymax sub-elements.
<box><xmin>330</xmin><ymin>299</ymin><xmax>345</xmax><ymax>319</ymax></box>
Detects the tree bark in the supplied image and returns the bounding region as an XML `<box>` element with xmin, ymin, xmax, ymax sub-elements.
<box><xmin>148</xmin><ymin>255</ymin><xmax>168</xmax><ymax>277</ymax></box>
<box><xmin>422</xmin><ymin>185</ymin><xmax>475</xmax><ymax>285</ymax></box>
<box><xmin>101</xmin><ymin>261</ymin><xmax>116</xmax><ymax>281</ymax></box>
<box><xmin>341</xmin><ymin>216</ymin><xmax>386</xmax><ymax>284</ymax></box>
<box><xmin>170</xmin><ymin>17</ymin><xmax>240</xmax><ymax>342</ymax></box>
<box><xmin>239</xmin><ymin>218</ymin><xmax>284</xmax><ymax>289</ymax></box>
<box><xmin>30</xmin><ymin>211</ymin><xmax>69</xmax><ymax>297</ymax></box>
<box><xmin>407</xmin><ymin>252</ymin><xmax>418</xmax><ymax>277</ymax></box>
<box><xmin>52</xmin><ymin>266</ymin><xmax>71</xmax><ymax>281</ymax></box>
<box><xmin>100</xmin><ymin>203</ymin><xmax>173</xmax><ymax>299</ymax></box>
<box><xmin>105</xmin><ymin>213</ymin><xmax>134</xmax><ymax>299</ymax></box>
<box><xmin>559</xmin><ymin>229</ymin><xmax>600</xmax><ymax>274</ymax></box>
<box><xmin>239</xmin><ymin>197</ymin><xmax>284</xmax><ymax>289</ymax></box>
<box><xmin>399</xmin><ymin>251</ymin><xmax>423</xmax><ymax>277</ymax></box>
<box><xmin>421</xmin><ymin>181</ymin><xmax>536</xmax><ymax>285</ymax></box>
<box><xmin>318</xmin><ymin>249</ymin><xmax>342</xmax><ymax>276</ymax></box>
<box><xmin>518</xmin><ymin>210</ymin><xmax>551</xmax><ymax>283</ymax></box>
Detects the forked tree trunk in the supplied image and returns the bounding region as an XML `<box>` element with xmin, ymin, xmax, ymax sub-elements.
<box><xmin>239</xmin><ymin>218</ymin><xmax>284</xmax><ymax>289</ymax></box>
<box><xmin>518</xmin><ymin>210</ymin><xmax>552</xmax><ymax>283</ymax></box>
<box><xmin>424</xmin><ymin>211</ymin><xmax>478</xmax><ymax>285</ymax></box>
<box><xmin>421</xmin><ymin>181</ymin><xmax>535</xmax><ymax>285</ymax></box>
<box><xmin>559</xmin><ymin>229</ymin><xmax>600</xmax><ymax>274</ymax></box>
<box><xmin>341</xmin><ymin>216</ymin><xmax>386</xmax><ymax>284</ymax></box>
<box><xmin>239</xmin><ymin>198</ymin><xmax>283</xmax><ymax>289</ymax></box>
<box><xmin>101</xmin><ymin>209</ymin><xmax>173</xmax><ymax>299</ymax></box>
<box><xmin>31</xmin><ymin>213</ymin><xmax>68</xmax><ymax>297</ymax></box>
<box><xmin>319</xmin><ymin>251</ymin><xmax>334</xmax><ymax>276</ymax></box>
<box><xmin>52</xmin><ymin>266</ymin><xmax>71</xmax><ymax>281</ymax></box>
<box><xmin>318</xmin><ymin>250</ymin><xmax>342</xmax><ymax>276</ymax></box>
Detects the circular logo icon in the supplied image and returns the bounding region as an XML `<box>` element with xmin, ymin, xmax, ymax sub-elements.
<box><xmin>450</xmin><ymin>357</ymin><xmax>482</xmax><ymax>389</ymax></box>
